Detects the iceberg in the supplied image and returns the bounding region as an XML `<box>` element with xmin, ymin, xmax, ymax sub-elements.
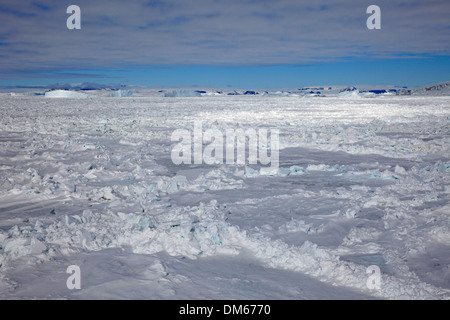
<box><xmin>44</xmin><ymin>90</ymin><xmax>91</xmax><ymax>98</ymax></box>
<box><xmin>107</xmin><ymin>89</ymin><xmax>135</xmax><ymax>97</ymax></box>
<box><xmin>164</xmin><ymin>89</ymin><xmax>201</xmax><ymax>97</ymax></box>
<box><xmin>338</xmin><ymin>87</ymin><xmax>360</xmax><ymax>98</ymax></box>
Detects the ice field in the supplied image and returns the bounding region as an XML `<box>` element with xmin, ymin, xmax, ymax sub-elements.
<box><xmin>0</xmin><ymin>94</ymin><xmax>449</xmax><ymax>299</ymax></box>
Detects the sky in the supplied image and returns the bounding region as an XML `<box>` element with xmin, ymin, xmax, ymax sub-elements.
<box><xmin>0</xmin><ymin>0</ymin><xmax>449</xmax><ymax>89</ymax></box>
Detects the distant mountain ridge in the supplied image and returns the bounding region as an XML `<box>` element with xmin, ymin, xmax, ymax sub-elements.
<box><xmin>397</xmin><ymin>81</ymin><xmax>450</xmax><ymax>96</ymax></box>
<box><xmin>2</xmin><ymin>81</ymin><xmax>449</xmax><ymax>97</ymax></box>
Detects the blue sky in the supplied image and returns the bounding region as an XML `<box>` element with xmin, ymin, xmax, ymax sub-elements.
<box><xmin>0</xmin><ymin>0</ymin><xmax>449</xmax><ymax>89</ymax></box>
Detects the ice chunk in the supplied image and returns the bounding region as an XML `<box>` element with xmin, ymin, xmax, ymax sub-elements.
<box><xmin>394</xmin><ymin>165</ymin><xmax>406</xmax><ymax>175</ymax></box>
<box><xmin>275</xmin><ymin>167</ymin><xmax>291</xmax><ymax>176</ymax></box>
<box><xmin>244</xmin><ymin>166</ymin><xmax>259</xmax><ymax>177</ymax></box>
<box><xmin>166</xmin><ymin>181</ymin><xmax>179</xmax><ymax>193</ymax></box>
<box><xmin>30</xmin><ymin>237</ymin><xmax>47</xmax><ymax>255</ymax></box>
<box><xmin>82</xmin><ymin>209</ymin><xmax>94</xmax><ymax>223</ymax></box>
<box><xmin>64</xmin><ymin>214</ymin><xmax>82</xmax><ymax>226</ymax></box>
<box><xmin>289</xmin><ymin>165</ymin><xmax>305</xmax><ymax>175</ymax></box>
<box><xmin>306</xmin><ymin>164</ymin><xmax>329</xmax><ymax>171</ymax></box>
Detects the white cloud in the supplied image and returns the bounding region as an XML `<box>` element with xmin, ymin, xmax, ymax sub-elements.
<box><xmin>0</xmin><ymin>0</ymin><xmax>449</xmax><ymax>76</ymax></box>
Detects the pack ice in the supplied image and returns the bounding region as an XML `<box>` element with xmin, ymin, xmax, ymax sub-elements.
<box><xmin>0</xmin><ymin>93</ymin><xmax>449</xmax><ymax>299</ymax></box>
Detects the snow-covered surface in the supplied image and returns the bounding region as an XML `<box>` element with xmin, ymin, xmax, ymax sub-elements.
<box><xmin>0</xmin><ymin>95</ymin><xmax>449</xmax><ymax>299</ymax></box>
